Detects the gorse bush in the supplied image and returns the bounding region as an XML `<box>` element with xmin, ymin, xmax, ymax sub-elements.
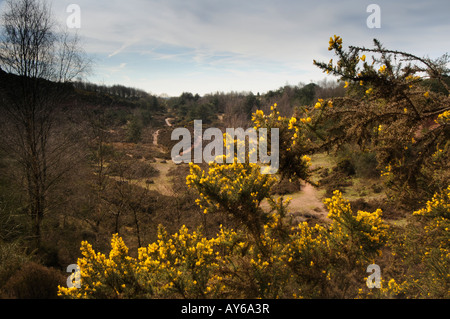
<box><xmin>380</xmin><ymin>186</ymin><xmax>450</xmax><ymax>298</ymax></box>
<box><xmin>313</xmin><ymin>36</ymin><xmax>450</xmax><ymax>206</ymax></box>
<box><xmin>252</xmin><ymin>104</ymin><xmax>313</xmax><ymax>181</ymax></box>
<box><xmin>57</xmin><ymin>191</ymin><xmax>391</xmax><ymax>299</ymax></box>
<box><xmin>57</xmin><ymin>182</ymin><xmax>449</xmax><ymax>299</ymax></box>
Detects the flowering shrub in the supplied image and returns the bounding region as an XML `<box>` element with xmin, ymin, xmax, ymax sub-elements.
<box><xmin>58</xmin><ymin>226</ymin><xmax>222</xmax><ymax>299</ymax></box>
<box><xmin>325</xmin><ymin>190</ymin><xmax>388</xmax><ymax>261</ymax></box>
<box><xmin>137</xmin><ymin>225</ymin><xmax>220</xmax><ymax>298</ymax></box>
<box><xmin>58</xmin><ymin>234</ymin><xmax>139</xmax><ymax>299</ymax></box>
<box><xmin>380</xmin><ymin>186</ymin><xmax>450</xmax><ymax>298</ymax></box>
<box><xmin>58</xmin><ymin>184</ymin><xmax>394</xmax><ymax>299</ymax></box>
<box><xmin>186</xmin><ymin>159</ymin><xmax>278</xmax><ymax>243</ymax></box>
<box><xmin>252</xmin><ymin>105</ymin><xmax>313</xmax><ymax>181</ymax></box>
<box><xmin>313</xmin><ymin>36</ymin><xmax>450</xmax><ymax>206</ymax></box>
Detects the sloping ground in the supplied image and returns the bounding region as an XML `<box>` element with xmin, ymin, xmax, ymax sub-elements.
<box><xmin>131</xmin><ymin>117</ymin><xmax>332</xmax><ymax>222</ymax></box>
<box><xmin>114</xmin><ymin>119</ymin><xmax>382</xmax><ymax>225</ymax></box>
<box><xmin>108</xmin><ymin>118</ymin><xmax>179</xmax><ymax>196</ymax></box>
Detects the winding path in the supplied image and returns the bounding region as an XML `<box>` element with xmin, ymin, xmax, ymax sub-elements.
<box><xmin>153</xmin><ymin>118</ymin><xmax>174</xmax><ymax>146</ymax></box>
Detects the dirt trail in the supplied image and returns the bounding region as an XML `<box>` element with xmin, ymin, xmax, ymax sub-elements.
<box><xmin>152</xmin><ymin>130</ymin><xmax>159</xmax><ymax>145</ymax></box>
<box><xmin>153</xmin><ymin>118</ymin><xmax>174</xmax><ymax>146</ymax></box>
<box><xmin>147</xmin><ymin>118</ymin><xmax>178</xmax><ymax>195</ymax></box>
<box><xmin>290</xmin><ymin>182</ymin><xmax>328</xmax><ymax>220</ymax></box>
<box><xmin>165</xmin><ymin>118</ymin><xmax>174</xmax><ymax>127</ymax></box>
<box><xmin>261</xmin><ymin>182</ymin><xmax>328</xmax><ymax>223</ymax></box>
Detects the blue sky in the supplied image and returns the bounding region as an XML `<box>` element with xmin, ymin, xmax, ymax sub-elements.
<box><xmin>9</xmin><ymin>0</ymin><xmax>450</xmax><ymax>96</ymax></box>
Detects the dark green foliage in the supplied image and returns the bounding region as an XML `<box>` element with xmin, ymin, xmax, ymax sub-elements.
<box><xmin>244</xmin><ymin>92</ymin><xmax>260</xmax><ymax>119</ymax></box>
<box><xmin>126</xmin><ymin>116</ymin><xmax>143</xmax><ymax>143</ymax></box>
<box><xmin>337</xmin><ymin>144</ymin><xmax>379</xmax><ymax>178</ymax></box>
<box><xmin>171</xmin><ymin>92</ymin><xmax>218</xmax><ymax>124</ymax></box>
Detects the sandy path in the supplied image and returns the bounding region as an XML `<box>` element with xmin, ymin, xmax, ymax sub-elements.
<box><xmin>152</xmin><ymin>130</ymin><xmax>160</xmax><ymax>145</ymax></box>
<box><xmin>290</xmin><ymin>182</ymin><xmax>328</xmax><ymax>220</ymax></box>
<box><xmin>261</xmin><ymin>181</ymin><xmax>328</xmax><ymax>223</ymax></box>
<box><xmin>153</xmin><ymin>118</ymin><xmax>174</xmax><ymax>146</ymax></box>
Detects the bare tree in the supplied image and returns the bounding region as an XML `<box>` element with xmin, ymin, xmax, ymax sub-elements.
<box><xmin>0</xmin><ymin>0</ymin><xmax>90</xmax><ymax>248</ymax></box>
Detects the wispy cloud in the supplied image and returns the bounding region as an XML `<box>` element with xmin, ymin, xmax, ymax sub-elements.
<box><xmin>108</xmin><ymin>39</ymin><xmax>139</xmax><ymax>58</ymax></box>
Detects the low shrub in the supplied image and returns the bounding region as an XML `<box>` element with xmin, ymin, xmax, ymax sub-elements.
<box><xmin>2</xmin><ymin>262</ymin><xmax>65</xmax><ymax>299</ymax></box>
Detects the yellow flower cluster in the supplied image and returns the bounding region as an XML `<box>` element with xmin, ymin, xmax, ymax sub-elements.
<box><xmin>58</xmin><ymin>234</ymin><xmax>138</xmax><ymax>299</ymax></box>
<box><xmin>186</xmin><ymin>158</ymin><xmax>278</xmax><ymax>217</ymax></box>
<box><xmin>379</xmin><ymin>186</ymin><xmax>450</xmax><ymax>298</ymax></box>
<box><xmin>328</xmin><ymin>35</ymin><xmax>343</xmax><ymax>51</ymax></box>
<box><xmin>249</xmin><ymin>104</ymin><xmax>313</xmax><ymax>180</ymax></box>
<box><xmin>314</xmin><ymin>99</ymin><xmax>324</xmax><ymax>109</ymax></box>
<box><xmin>284</xmin><ymin>221</ymin><xmax>328</xmax><ymax>269</ymax></box>
<box><xmin>413</xmin><ymin>185</ymin><xmax>450</xmax><ymax>218</ymax></box>
<box><xmin>301</xmin><ymin>155</ymin><xmax>312</xmax><ymax>167</ymax></box>
<box><xmin>252</xmin><ymin>109</ymin><xmax>265</xmax><ymax>129</ymax></box>
<box><xmin>436</xmin><ymin>110</ymin><xmax>450</xmax><ymax>124</ymax></box>
<box><xmin>380</xmin><ymin>163</ymin><xmax>391</xmax><ymax>177</ymax></box>
<box><xmin>300</xmin><ymin>117</ymin><xmax>312</xmax><ymax>124</ymax></box>
<box><xmin>288</xmin><ymin>116</ymin><xmax>297</xmax><ymax>129</ymax></box>
<box><xmin>58</xmin><ymin>225</ymin><xmax>227</xmax><ymax>299</ymax></box>
<box><xmin>324</xmin><ymin>190</ymin><xmax>389</xmax><ymax>256</ymax></box>
<box><xmin>252</xmin><ymin>104</ymin><xmax>281</xmax><ymax>129</ymax></box>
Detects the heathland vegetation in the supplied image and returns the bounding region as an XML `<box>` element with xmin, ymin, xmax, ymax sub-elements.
<box><xmin>0</xmin><ymin>1</ymin><xmax>448</xmax><ymax>299</ymax></box>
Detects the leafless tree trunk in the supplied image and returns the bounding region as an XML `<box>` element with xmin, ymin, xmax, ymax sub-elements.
<box><xmin>0</xmin><ymin>0</ymin><xmax>90</xmax><ymax>248</ymax></box>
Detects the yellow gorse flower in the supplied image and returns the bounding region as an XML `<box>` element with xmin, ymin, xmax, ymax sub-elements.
<box><xmin>328</xmin><ymin>35</ymin><xmax>343</xmax><ymax>51</ymax></box>
<box><xmin>314</xmin><ymin>99</ymin><xmax>323</xmax><ymax>109</ymax></box>
<box><xmin>436</xmin><ymin>110</ymin><xmax>450</xmax><ymax>124</ymax></box>
<box><xmin>300</xmin><ymin>117</ymin><xmax>312</xmax><ymax>124</ymax></box>
<box><xmin>288</xmin><ymin>117</ymin><xmax>297</xmax><ymax>129</ymax></box>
